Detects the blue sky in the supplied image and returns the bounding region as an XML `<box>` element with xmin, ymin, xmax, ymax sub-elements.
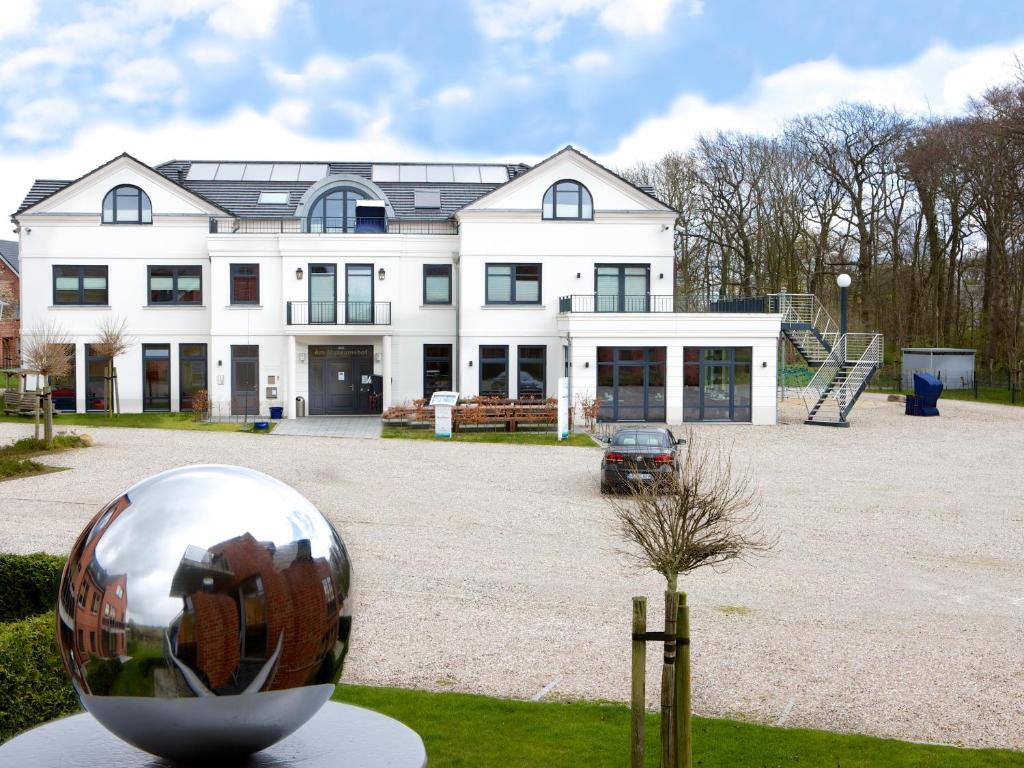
<box><xmin>2</xmin><ymin>0</ymin><xmax>1024</xmax><ymax>219</ymax></box>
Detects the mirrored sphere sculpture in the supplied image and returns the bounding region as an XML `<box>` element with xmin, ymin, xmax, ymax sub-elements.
<box><xmin>56</xmin><ymin>465</ymin><xmax>354</xmax><ymax>761</ymax></box>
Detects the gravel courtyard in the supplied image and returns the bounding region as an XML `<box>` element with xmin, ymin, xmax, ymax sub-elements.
<box><xmin>1</xmin><ymin>394</ymin><xmax>1022</xmax><ymax>749</ymax></box>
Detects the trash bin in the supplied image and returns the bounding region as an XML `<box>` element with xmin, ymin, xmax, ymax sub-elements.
<box><xmin>269</xmin><ymin>405</ymin><xmax>284</xmax><ymax>420</ymax></box>
<box><xmin>295</xmin><ymin>396</ymin><xmax>305</xmax><ymax>418</ymax></box>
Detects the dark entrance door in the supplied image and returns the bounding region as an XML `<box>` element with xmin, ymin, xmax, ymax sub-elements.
<box><xmin>231</xmin><ymin>345</ymin><xmax>259</xmax><ymax>416</ymax></box>
<box><xmin>308</xmin><ymin>345</ymin><xmax>373</xmax><ymax>415</ymax></box>
<box><xmin>596</xmin><ymin>347</ymin><xmax>666</xmax><ymax>422</ymax></box>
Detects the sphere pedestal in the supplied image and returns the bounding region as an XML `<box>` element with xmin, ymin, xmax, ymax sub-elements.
<box><xmin>0</xmin><ymin>701</ymin><xmax>427</xmax><ymax>767</ymax></box>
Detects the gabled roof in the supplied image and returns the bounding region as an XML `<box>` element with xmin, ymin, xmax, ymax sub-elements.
<box><xmin>0</xmin><ymin>240</ymin><xmax>17</xmax><ymax>275</ymax></box>
<box><xmin>457</xmin><ymin>145</ymin><xmax>676</xmax><ymax>213</ymax></box>
<box><xmin>14</xmin><ymin>152</ymin><xmax>235</xmax><ymax>218</ymax></box>
<box><xmin>153</xmin><ymin>160</ymin><xmax>532</xmax><ymax>220</ymax></box>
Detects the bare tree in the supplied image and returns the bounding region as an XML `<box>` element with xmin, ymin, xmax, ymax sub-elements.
<box><xmin>607</xmin><ymin>431</ymin><xmax>772</xmax><ymax>768</ymax></box>
<box><xmin>20</xmin><ymin>323</ymin><xmax>73</xmax><ymax>447</ymax></box>
<box><xmin>92</xmin><ymin>316</ymin><xmax>134</xmax><ymax>417</ymax></box>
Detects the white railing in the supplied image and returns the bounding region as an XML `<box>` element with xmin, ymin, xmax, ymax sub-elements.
<box><xmin>767</xmin><ymin>293</ymin><xmax>839</xmax><ymax>349</ymax></box>
<box><xmin>801</xmin><ymin>333</ymin><xmax>884</xmax><ymax>421</ymax></box>
<box><xmin>802</xmin><ymin>335</ymin><xmax>845</xmax><ymax>415</ymax></box>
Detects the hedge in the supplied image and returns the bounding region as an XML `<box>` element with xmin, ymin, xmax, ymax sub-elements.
<box><xmin>0</xmin><ymin>612</ymin><xmax>79</xmax><ymax>743</ymax></box>
<box><xmin>0</xmin><ymin>553</ymin><xmax>67</xmax><ymax>622</ymax></box>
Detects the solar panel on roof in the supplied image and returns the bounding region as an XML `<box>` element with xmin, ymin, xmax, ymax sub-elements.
<box><xmin>453</xmin><ymin>166</ymin><xmax>480</xmax><ymax>183</ymax></box>
<box><xmin>187</xmin><ymin>163</ymin><xmax>218</xmax><ymax>180</ymax></box>
<box><xmin>215</xmin><ymin>164</ymin><xmax>245</xmax><ymax>181</ymax></box>
<box><xmin>479</xmin><ymin>166</ymin><xmax>509</xmax><ymax>183</ymax></box>
<box><xmin>399</xmin><ymin>165</ymin><xmax>427</xmax><ymax>182</ymax></box>
<box><xmin>426</xmin><ymin>165</ymin><xmax>454</xmax><ymax>183</ymax></box>
<box><xmin>372</xmin><ymin>165</ymin><xmax>399</xmax><ymax>182</ymax></box>
<box><xmin>270</xmin><ymin>164</ymin><xmax>300</xmax><ymax>181</ymax></box>
<box><xmin>298</xmin><ymin>164</ymin><xmax>328</xmax><ymax>181</ymax></box>
<box><xmin>242</xmin><ymin>164</ymin><xmax>273</xmax><ymax>181</ymax></box>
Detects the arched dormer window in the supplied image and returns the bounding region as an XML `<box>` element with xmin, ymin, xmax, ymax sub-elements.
<box><xmin>307</xmin><ymin>187</ymin><xmax>367</xmax><ymax>233</ymax></box>
<box><xmin>102</xmin><ymin>185</ymin><xmax>152</xmax><ymax>224</ymax></box>
<box><xmin>542</xmin><ymin>180</ymin><xmax>593</xmax><ymax>220</ymax></box>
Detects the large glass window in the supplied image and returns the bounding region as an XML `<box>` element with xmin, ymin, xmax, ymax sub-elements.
<box><xmin>423</xmin><ymin>344</ymin><xmax>453</xmax><ymax>399</ymax></box>
<box><xmin>179</xmin><ymin>343</ymin><xmax>207</xmax><ymax>411</ymax></box>
<box><xmin>307</xmin><ymin>187</ymin><xmax>365</xmax><ymax>233</ymax></box>
<box><xmin>345</xmin><ymin>264</ymin><xmax>373</xmax><ymax>324</ymax></box>
<box><xmin>542</xmin><ymin>180</ymin><xmax>593</xmax><ymax>220</ymax></box>
<box><xmin>423</xmin><ymin>264</ymin><xmax>452</xmax><ymax>305</ymax></box>
<box><xmin>596</xmin><ymin>347</ymin><xmax>666</xmax><ymax>422</ymax></box>
<box><xmin>517</xmin><ymin>345</ymin><xmax>546</xmax><ymax>399</ymax></box>
<box><xmin>309</xmin><ymin>264</ymin><xmax>337</xmax><ymax>323</ymax></box>
<box><xmin>102</xmin><ymin>185</ymin><xmax>152</xmax><ymax>224</ymax></box>
<box><xmin>52</xmin><ymin>344</ymin><xmax>76</xmax><ymax>412</ymax></box>
<box><xmin>53</xmin><ymin>265</ymin><xmax>108</xmax><ymax>305</ymax></box>
<box><xmin>148</xmin><ymin>266</ymin><xmax>202</xmax><ymax>305</ymax></box>
<box><xmin>683</xmin><ymin>347</ymin><xmax>752</xmax><ymax>422</ymax></box>
<box><xmin>85</xmin><ymin>344</ymin><xmax>110</xmax><ymax>413</ymax></box>
<box><xmin>486</xmin><ymin>264</ymin><xmax>541</xmax><ymax>304</ymax></box>
<box><xmin>595</xmin><ymin>264</ymin><xmax>650</xmax><ymax>312</ymax></box>
<box><xmin>142</xmin><ymin>344</ymin><xmax>171</xmax><ymax>411</ymax></box>
<box><xmin>230</xmin><ymin>264</ymin><xmax>259</xmax><ymax>304</ymax></box>
<box><xmin>479</xmin><ymin>345</ymin><xmax>509</xmax><ymax>398</ymax></box>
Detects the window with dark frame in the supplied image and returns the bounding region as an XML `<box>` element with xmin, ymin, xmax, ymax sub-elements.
<box><xmin>148</xmin><ymin>265</ymin><xmax>202</xmax><ymax>305</ymax></box>
<box><xmin>142</xmin><ymin>344</ymin><xmax>171</xmax><ymax>412</ymax></box>
<box><xmin>85</xmin><ymin>344</ymin><xmax>110</xmax><ymax>413</ymax></box>
<box><xmin>53</xmin><ymin>265</ymin><xmax>108</xmax><ymax>305</ymax></box>
<box><xmin>102</xmin><ymin>185</ymin><xmax>152</xmax><ymax>224</ymax></box>
<box><xmin>517</xmin><ymin>345</ymin><xmax>546</xmax><ymax>399</ymax></box>
<box><xmin>485</xmin><ymin>263</ymin><xmax>541</xmax><ymax>304</ymax></box>
<box><xmin>307</xmin><ymin>187</ymin><xmax>366</xmax><ymax>232</ymax></box>
<box><xmin>423</xmin><ymin>264</ymin><xmax>452</xmax><ymax>304</ymax></box>
<box><xmin>479</xmin><ymin>345</ymin><xmax>509</xmax><ymax>398</ymax></box>
<box><xmin>542</xmin><ymin>180</ymin><xmax>593</xmax><ymax>220</ymax></box>
<box><xmin>423</xmin><ymin>344</ymin><xmax>453</xmax><ymax>398</ymax></box>
<box><xmin>230</xmin><ymin>264</ymin><xmax>260</xmax><ymax>304</ymax></box>
<box><xmin>179</xmin><ymin>343</ymin><xmax>208</xmax><ymax>411</ymax></box>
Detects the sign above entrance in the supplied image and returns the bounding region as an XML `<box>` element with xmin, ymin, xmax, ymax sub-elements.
<box><xmin>310</xmin><ymin>345</ymin><xmax>373</xmax><ymax>359</ymax></box>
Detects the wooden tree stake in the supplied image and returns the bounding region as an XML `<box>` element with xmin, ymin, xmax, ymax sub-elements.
<box><xmin>631</xmin><ymin>596</ymin><xmax>647</xmax><ymax>768</ymax></box>
<box><xmin>675</xmin><ymin>592</ymin><xmax>691</xmax><ymax>768</ymax></box>
<box><xmin>661</xmin><ymin>590</ymin><xmax>678</xmax><ymax>768</ymax></box>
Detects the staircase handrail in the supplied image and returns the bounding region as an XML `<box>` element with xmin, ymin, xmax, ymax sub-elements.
<box><xmin>801</xmin><ymin>334</ymin><xmax>845</xmax><ymax>415</ymax></box>
<box><xmin>835</xmin><ymin>334</ymin><xmax>883</xmax><ymax>420</ymax></box>
<box><xmin>767</xmin><ymin>293</ymin><xmax>839</xmax><ymax>348</ymax></box>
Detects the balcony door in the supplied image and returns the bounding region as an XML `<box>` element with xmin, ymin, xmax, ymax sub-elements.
<box><xmin>345</xmin><ymin>264</ymin><xmax>373</xmax><ymax>324</ymax></box>
<box><xmin>595</xmin><ymin>264</ymin><xmax>649</xmax><ymax>312</ymax></box>
<box><xmin>309</xmin><ymin>264</ymin><xmax>336</xmax><ymax>324</ymax></box>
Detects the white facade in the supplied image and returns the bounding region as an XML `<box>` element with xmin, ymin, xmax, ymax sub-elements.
<box><xmin>16</xmin><ymin>149</ymin><xmax>781</xmax><ymax>424</ymax></box>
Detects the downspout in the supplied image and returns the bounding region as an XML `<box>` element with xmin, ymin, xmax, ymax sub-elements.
<box><xmin>453</xmin><ymin>252</ymin><xmax>461</xmax><ymax>392</ymax></box>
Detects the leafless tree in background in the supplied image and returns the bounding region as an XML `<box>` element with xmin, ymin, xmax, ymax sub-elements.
<box><xmin>21</xmin><ymin>323</ymin><xmax>73</xmax><ymax>447</ymax></box>
<box><xmin>92</xmin><ymin>315</ymin><xmax>134</xmax><ymax>417</ymax></box>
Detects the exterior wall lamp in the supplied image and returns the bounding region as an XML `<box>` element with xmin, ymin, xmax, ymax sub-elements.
<box><xmin>468</xmin><ymin>360</ymin><xmax>473</xmax><ymax>367</ymax></box>
<box><xmin>378</xmin><ymin>267</ymin><xmax>386</xmax><ymax>281</ymax></box>
<box><xmin>295</xmin><ymin>267</ymin><xmax>304</xmax><ymax>280</ymax></box>
<box><xmin>585</xmin><ymin>361</ymin><xmax>590</xmax><ymax>368</ymax></box>
<box><xmin>576</xmin><ymin>272</ymin><xmax>581</xmax><ymax>278</ymax></box>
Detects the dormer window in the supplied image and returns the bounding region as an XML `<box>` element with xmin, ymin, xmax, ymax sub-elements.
<box><xmin>307</xmin><ymin>187</ymin><xmax>366</xmax><ymax>233</ymax></box>
<box><xmin>542</xmin><ymin>180</ymin><xmax>592</xmax><ymax>220</ymax></box>
<box><xmin>102</xmin><ymin>185</ymin><xmax>152</xmax><ymax>224</ymax></box>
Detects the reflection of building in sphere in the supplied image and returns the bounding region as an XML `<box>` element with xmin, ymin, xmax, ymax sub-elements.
<box><xmin>58</xmin><ymin>494</ymin><xmax>131</xmax><ymax>686</ymax></box>
<box><xmin>167</xmin><ymin>533</ymin><xmax>351</xmax><ymax>695</ymax></box>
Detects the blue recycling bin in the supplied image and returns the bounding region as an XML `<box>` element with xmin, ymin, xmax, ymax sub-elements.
<box><xmin>905</xmin><ymin>372</ymin><xmax>943</xmax><ymax>416</ymax></box>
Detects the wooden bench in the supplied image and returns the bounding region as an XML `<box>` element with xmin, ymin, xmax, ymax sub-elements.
<box><xmin>3</xmin><ymin>389</ymin><xmax>55</xmax><ymax>417</ymax></box>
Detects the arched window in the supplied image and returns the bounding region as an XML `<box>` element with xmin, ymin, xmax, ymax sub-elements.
<box><xmin>102</xmin><ymin>185</ymin><xmax>152</xmax><ymax>224</ymax></box>
<box><xmin>307</xmin><ymin>187</ymin><xmax>367</xmax><ymax>233</ymax></box>
<box><xmin>542</xmin><ymin>180</ymin><xmax>593</xmax><ymax>220</ymax></box>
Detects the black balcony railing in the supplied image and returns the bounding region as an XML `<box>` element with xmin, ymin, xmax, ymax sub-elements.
<box><xmin>210</xmin><ymin>217</ymin><xmax>459</xmax><ymax>235</ymax></box>
<box><xmin>558</xmin><ymin>294</ymin><xmax>769</xmax><ymax>314</ymax></box>
<box><xmin>287</xmin><ymin>301</ymin><xmax>392</xmax><ymax>325</ymax></box>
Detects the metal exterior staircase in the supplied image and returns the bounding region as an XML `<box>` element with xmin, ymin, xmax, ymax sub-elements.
<box><xmin>767</xmin><ymin>293</ymin><xmax>883</xmax><ymax>426</ymax></box>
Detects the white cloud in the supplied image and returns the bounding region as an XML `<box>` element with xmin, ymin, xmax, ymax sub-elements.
<box><xmin>3</xmin><ymin>98</ymin><xmax>82</xmax><ymax>143</ymax></box>
<box><xmin>184</xmin><ymin>42</ymin><xmax>241</xmax><ymax>66</ymax></box>
<box><xmin>435</xmin><ymin>86</ymin><xmax>474</xmax><ymax>106</ymax></box>
<box><xmin>604</xmin><ymin>38</ymin><xmax>1024</xmax><ymax>165</ymax></box>
<box><xmin>205</xmin><ymin>0</ymin><xmax>294</xmax><ymax>39</ymax></box>
<box><xmin>103</xmin><ymin>58</ymin><xmax>184</xmax><ymax>104</ymax></box>
<box><xmin>472</xmin><ymin>0</ymin><xmax>699</xmax><ymax>42</ymax></box>
<box><xmin>0</xmin><ymin>0</ymin><xmax>39</xmax><ymax>39</ymax></box>
<box><xmin>268</xmin><ymin>99</ymin><xmax>312</xmax><ymax>128</ymax></box>
<box><xmin>572</xmin><ymin>50</ymin><xmax>612</xmax><ymax>71</ymax></box>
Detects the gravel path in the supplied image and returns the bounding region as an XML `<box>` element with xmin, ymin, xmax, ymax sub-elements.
<box><xmin>1</xmin><ymin>394</ymin><xmax>1022</xmax><ymax>749</ymax></box>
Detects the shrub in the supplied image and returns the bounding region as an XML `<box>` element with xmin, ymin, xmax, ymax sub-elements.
<box><xmin>0</xmin><ymin>612</ymin><xmax>79</xmax><ymax>742</ymax></box>
<box><xmin>0</xmin><ymin>553</ymin><xmax>67</xmax><ymax>622</ymax></box>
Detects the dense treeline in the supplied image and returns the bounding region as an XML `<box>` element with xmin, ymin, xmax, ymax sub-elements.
<box><xmin>621</xmin><ymin>76</ymin><xmax>1024</xmax><ymax>378</ymax></box>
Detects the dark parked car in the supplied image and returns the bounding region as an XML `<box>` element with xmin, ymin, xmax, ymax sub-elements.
<box><xmin>600</xmin><ymin>427</ymin><xmax>685</xmax><ymax>493</ymax></box>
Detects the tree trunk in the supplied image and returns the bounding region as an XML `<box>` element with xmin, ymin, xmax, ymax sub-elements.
<box><xmin>43</xmin><ymin>384</ymin><xmax>54</xmax><ymax>448</ymax></box>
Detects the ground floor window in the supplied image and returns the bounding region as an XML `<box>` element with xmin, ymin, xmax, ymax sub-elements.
<box><xmin>423</xmin><ymin>344</ymin><xmax>452</xmax><ymax>399</ymax></box>
<box><xmin>479</xmin><ymin>345</ymin><xmax>509</xmax><ymax>398</ymax></box>
<box><xmin>85</xmin><ymin>345</ymin><xmax>110</xmax><ymax>412</ymax></box>
<box><xmin>179</xmin><ymin>343</ymin><xmax>207</xmax><ymax>411</ymax></box>
<box><xmin>683</xmin><ymin>347</ymin><xmax>752</xmax><ymax>422</ymax></box>
<box><xmin>231</xmin><ymin>345</ymin><xmax>259</xmax><ymax>416</ymax></box>
<box><xmin>597</xmin><ymin>347</ymin><xmax>666</xmax><ymax>422</ymax></box>
<box><xmin>52</xmin><ymin>344</ymin><xmax>76</xmax><ymax>412</ymax></box>
<box><xmin>142</xmin><ymin>344</ymin><xmax>171</xmax><ymax>411</ymax></box>
<box><xmin>517</xmin><ymin>345</ymin><xmax>546</xmax><ymax>399</ymax></box>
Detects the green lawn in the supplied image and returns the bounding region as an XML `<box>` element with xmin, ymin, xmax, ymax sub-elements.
<box><xmin>0</xmin><ymin>434</ymin><xmax>86</xmax><ymax>481</ymax></box>
<box><xmin>382</xmin><ymin>425</ymin><xmax>596</xmax><ymax>447</ymax></box>
<box><xmin>939</xmin><ymin>387</ymin><xmax>1022</xmax><ymax>407</ymax></box>
<box><xmin>0</xmin><ymin>412</ymin><xmax>271</xmax><ymax>431</ymax></box>
<box><xmin>332</xmin><ymin>685</ymin><xmax>1024</xmax><ymax>768</ymax></box>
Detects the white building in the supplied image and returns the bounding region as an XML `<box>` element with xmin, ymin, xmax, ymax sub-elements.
<box><xmin>14</xmin><ymin>146</ymin><xmax>781</xmax><ymax>424</ymax></box>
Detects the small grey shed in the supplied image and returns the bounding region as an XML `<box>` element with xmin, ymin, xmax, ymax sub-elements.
<box><xmin>901</xmin><ymin>348</ymin><xmax>975</xmax><ymax>390</ymax></box>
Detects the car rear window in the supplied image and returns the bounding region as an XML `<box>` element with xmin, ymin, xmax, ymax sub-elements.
<box><xmin>612</xmin><ymin>431</ymin><xmax>669</xmax><ymax>448</ymax></box>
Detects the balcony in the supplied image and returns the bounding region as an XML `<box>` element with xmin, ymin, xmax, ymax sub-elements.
<box><xmin>557</xmin><ymin>294</ymin><xmax>770</xmax><ymax>314</ymax></box>
<box><xmin>287</xmin><ymin>301</ymin><xmax>392</xmax><ymax>326</ymax></box>
<box><xmin>209</xmin><ymin>217</ymin><xmax>459</xmax><ymax>235</ymax></box>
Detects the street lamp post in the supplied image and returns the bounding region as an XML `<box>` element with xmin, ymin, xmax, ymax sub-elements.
<box><xmin>836</xmin><ymin>273</ymin><xmax>851</xmax><ymax>337</ymax></box>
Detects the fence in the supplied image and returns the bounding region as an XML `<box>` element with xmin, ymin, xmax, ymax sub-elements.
<box><xmin>868</xmin><ymin>364</ymin><xmax>1021</xmax><ymax>404</ymax></box>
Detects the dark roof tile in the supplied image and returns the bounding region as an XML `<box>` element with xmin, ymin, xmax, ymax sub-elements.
<box><xmin>0</xmin><ymin>239</ymin><xmax>17</xmax><ymax>274</ymax></box>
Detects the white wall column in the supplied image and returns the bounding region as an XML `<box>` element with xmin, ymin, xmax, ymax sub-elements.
<box><xmin>382</xmin><ymin>335</ymin><xmax>392</xmax><ymax>409</ymax></box>
<box><xmin>286</xmin><ymin>334</ymin><xmax>296</xmax><ymax>418</ymax></box>
<box><xmin>665</xmin><ymin>345</ymin><xmax>684</xmax><ymax>424</ymax></box>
